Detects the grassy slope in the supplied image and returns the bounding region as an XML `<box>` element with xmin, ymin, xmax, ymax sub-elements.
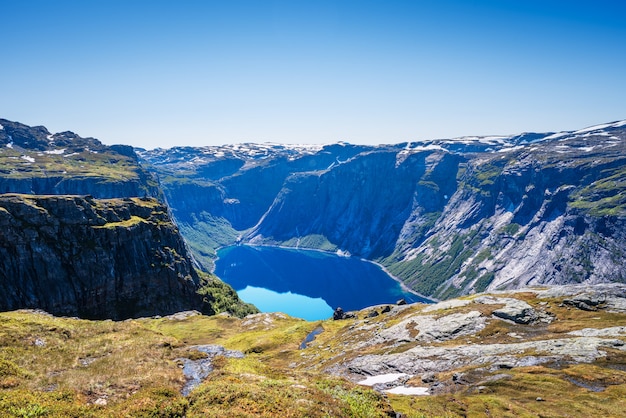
<box><xmin>0</xmin><ymin>147</ymin><xmax>141</xmax><ymax>182</ymax></box>
<box><xmin>1</xmin><ymin>289</ymin><xmax>625</xmax><ymax>417</ymax></box>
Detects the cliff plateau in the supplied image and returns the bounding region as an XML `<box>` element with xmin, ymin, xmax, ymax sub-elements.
<box><xmin>0</xmin><ymin>119</ymin><xmax>254</xmax><ymax>319</ymax></box>
<box><xmin>0</xmin><ymin>195</ymin><xmax>206</xmax><ymax>319</ymax></box>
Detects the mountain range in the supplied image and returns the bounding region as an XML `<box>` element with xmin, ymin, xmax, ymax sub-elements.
<box><xmin>139</xmin><ymin>120</ymin><xmax>626</xmax><ymax>299</ymax></box>
<box><xmin>1</xmin><ymin>116</ymin><xmax>626</xmax><ymax>416</ymax></box>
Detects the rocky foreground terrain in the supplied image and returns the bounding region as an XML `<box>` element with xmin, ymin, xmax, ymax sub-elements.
<box><xmin>0</xmin><ymin>284</ymin><xmax>625</xmax><ymax>417</ymax></box>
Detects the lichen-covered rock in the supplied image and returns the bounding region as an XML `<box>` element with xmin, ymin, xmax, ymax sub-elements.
<box><xmin>475</xmin><ymin>296</ymin><xmax>541</xmax><ymax>324</ymax></box>
<box><xmin>378</xmin><ymin>310</ymin><xmax>486</xmax><ymax>343</ymax></box>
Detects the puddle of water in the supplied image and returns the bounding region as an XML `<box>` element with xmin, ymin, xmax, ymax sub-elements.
<box><xmin>299</xmin><ymin>326</ymin><xmax>324</xmax><ymax>349</ymax></box>
<box><xmin>563</xmin><ymin>376</ymin><xmax>605</xmax><ymax>392</ymax></box>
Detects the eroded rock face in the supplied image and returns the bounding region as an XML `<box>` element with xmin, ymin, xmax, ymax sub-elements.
<box><xmin>536</xmin><ymin>283</ymin><xmax>626</xmax><ymax>313</ymax></box>
<box><xmin>377</xmin><ymin>311</ymin><xmax>486</xmax><ymax>344</ymax></box>
<box><xmin>474</xmin><ymin>296</ymin><xmax>551</xmax><ymax>324</ymax></box>
<box><xmin>0</xmin><ymin>194</ymin><xmax>205</xmax><ymax>319</ymax></box>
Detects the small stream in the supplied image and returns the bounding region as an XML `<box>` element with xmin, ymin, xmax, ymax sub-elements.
<box><xmin>177</xmin><ymin>345</ymin><xmax>244</xmax><ymax>396</ymax></box>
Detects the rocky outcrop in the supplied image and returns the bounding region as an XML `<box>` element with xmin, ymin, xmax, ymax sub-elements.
<box><xmin>346</xmin><ymin>336</ymin><xmax>626</xmax><ymax>380</ymax></box>
<box><xmin>0</xmin><ymin>118</ymin><xmax>160</xmax><ymax>199</ymax></box>
<box><xmin>310</xmin><ymin>285</ymin><xmax>626</xmax><ymax>396</ymax></box>
<box><xmin>0</xmin><ymin>194</ymin><xmax>207</xmax><ymax>319</ymax></box>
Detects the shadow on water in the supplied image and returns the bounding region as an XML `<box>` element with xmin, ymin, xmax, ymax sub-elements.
<box><xmin>215</xmin><ymin>245</ymin><xmax>431</xmax><ymax>318</ymax></box>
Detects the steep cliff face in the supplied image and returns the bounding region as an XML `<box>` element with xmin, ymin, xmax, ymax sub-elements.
<box><xmin>140</xmin><ymin>143</ymin><xmax>369</xmax><ymax>268</ymax></box>
<box><xmin>0</xmin><ymin>119</ymin><xmax>255</xmax><ymax>319</ymax></box>
<box><xmin>142</xmin><ymin>120</ymin><xmax>626</xmax><ymax>299</ymax></box>
<box><xmin>0</xmin><ymin>195</ymin><xmax>206</xmax><ymax>319</ymax></box>
<box><xmin>246</xmin><ymin>150</ymin><xmax>461</xmax><ymax>258</ymax></box>
<box><xmin>397</xmin><ymin>124</ymin><xmax>626</xmax><ymax>298</ymax></box>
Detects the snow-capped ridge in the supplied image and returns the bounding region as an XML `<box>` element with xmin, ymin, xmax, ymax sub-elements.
<box><xmin>543</xmin><ymin>119</ymin><xmax>626</xmax><ymax>141</ymax></box>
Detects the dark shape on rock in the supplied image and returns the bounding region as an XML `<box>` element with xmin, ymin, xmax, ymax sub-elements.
<box><xmin>381</xmin><ymin>305</ymin><xmax>391</xmax><ymax>314</ymax></box>
<box><xmin>563</xmin><ymin>295</ymin><xmax>606</xmax><ymax>311</ymax></box>
<box><xmin>332</xmin><ymin>307</ymin><xmax>356</xmax><ymax>320</ymax></box>
<box><xmin>452</xmin><ymin>372</ymin><xmax>467</xmax><ymax>384</ymax></box>
<box><xmin>492</xmin><ymin>300</ymin><xmax>540</xmax><ymax>324</ymax></box>
<box><xmin>396</xmin><ymin>298</ymin><xmax>407</xmax><ymax>306</ymax></box>
<box><xmin>421</xmin><ymin>372</ymin><xmax>436</xmax><ymax>383</ymax></box>
<box><xmin>333</xmin><ymin>307</ymin><xmax>345</xmax><ymax>320</ymax></box>
<box><xmin>366</xmin><ymin>310</ymin><xmax>380</xmax><ymax>318</ymax></box>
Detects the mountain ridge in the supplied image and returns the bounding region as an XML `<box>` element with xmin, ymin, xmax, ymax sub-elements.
<box><xmin>139</xmin><ymin>118</ymin><xmax>626</xmax><ymax>299</ymax></box>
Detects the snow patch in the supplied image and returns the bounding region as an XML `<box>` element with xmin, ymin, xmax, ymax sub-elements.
<box><xmin>21</xmin><ymin>155</ymin><xmax>35</xmax><ymax>163</ymax></box>
<box><xmin>358</xmin><ymin>373</ymin><xmax>409</xmax><ymax>386</ymax></box>
<box><xmin>574</xmin><ymin>122</ymin><xmax>615</xmax><ymax>134</ymax></box>
<box><xmin>495</xmin><ymin>145</ymin><xmax>524</xmax><ymax>153</ymax></box>
<box><xmin>542</xmin><ymin>131</ymin><xmax>571</xmax><ymax>141</ymax></box>
<box><xmin>44</xmin><ymin>149</ymin><xmax>66</xmax><ymax>155</ymax></box>
<box><xmin>385</xmin><ymin>386</ymin><xmax>430</xmax><ymax>396</ymax></box>
<box><xmin>613</xmin><ymin>120</ymin><xmax>626</xmax><ymax>128</ymax></box>
<box><xmin>0</xmin><ymin>123</ymin><xmax>4</xmax><ymax>130</ymax></box>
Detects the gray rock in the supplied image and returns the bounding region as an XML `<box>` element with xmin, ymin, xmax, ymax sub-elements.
<box><xmin>421</xmin><ymin>372</ymin><xmax>436</xmax><ymax>383</ymax></box>
<box><xmin>366</xmin><ymin>310</ymin><xmax>380</xmax><ymax>318</ymax></box>
<box><xmin>378</xmin><ymin>310</ymin><xmax>487</xmax><ymax>343</ymax></box>
<box><xmin>568</xmin><ymin>327</ymin><xmax>626</xmax><ymax>337</ymax></box>
<box><xmin>475</xmin><ymin>296</ymin><xmax>548</xmax><ymax>324</ymax></box>
<box><xmin>422</xmin><ymin>298</ymin><xmax>472</xmax><ymax>313</ymax></box>
<box><xmin>343</xmin><ymin>336</ymin><xmax>626</xmax><ymax>378</ymax></box>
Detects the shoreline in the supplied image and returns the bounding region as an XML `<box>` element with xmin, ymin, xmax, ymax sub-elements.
<box><xmin>214</xmin><ymin>242</ymin><xmax>437</xmax><ymax>304</ymax></box>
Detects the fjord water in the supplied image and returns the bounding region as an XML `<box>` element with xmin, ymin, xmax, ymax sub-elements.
<box><xmin>215</xmin><ymin>245</ymin><xmax>429</xmax><ymax>320</ymax></box>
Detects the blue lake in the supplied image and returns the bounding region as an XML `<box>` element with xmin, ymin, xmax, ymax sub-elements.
<box><xmin>214</xmin><ymin>245</ymin><xmax>430</xmax><ymax>321</ymax></box>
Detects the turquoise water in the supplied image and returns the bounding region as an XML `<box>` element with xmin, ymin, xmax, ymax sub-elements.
<box><xmin>215</xmin><ymin>245</ymin><xmax>430</xmax><ymax>321</ymax></box>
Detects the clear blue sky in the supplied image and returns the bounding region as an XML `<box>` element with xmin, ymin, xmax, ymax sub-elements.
<box><xmin>1</xmin><ymin>0</ymin><xmax>625</xmax><ymax>149</ymax></box>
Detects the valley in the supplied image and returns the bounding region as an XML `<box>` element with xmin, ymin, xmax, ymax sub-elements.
<box><xmin>140</xmin><ymin>120</ymin><xmax>626</xmax><ymax>300</ymax></box>
<box><xmin>1</xmin><ymin>117</ymin><xmax>626</xmax><ymax>416</ymax></box>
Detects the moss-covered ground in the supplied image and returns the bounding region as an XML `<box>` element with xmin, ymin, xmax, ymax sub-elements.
<box><xmin>1</xmin><ymin>288</ymin><xmax>625</xmax><ymax>417</ymax></box>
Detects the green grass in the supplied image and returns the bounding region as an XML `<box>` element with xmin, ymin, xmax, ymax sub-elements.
<box><xmin>1</xmin><ymin>289</ymin><xmax>625</xmax><ymax>417</ymax></box>
<box><xmin>196</xmin><ymin>272</ymin><xmax>258</xmax><ymax>318</ymax></box>
<box><xmin>282</xmin><ymin>234</ymin><xmax>338</xmax><ymax>251</ymax></box>
<box><xmin>0</xmin><ymin>148</ymin><xmax>141</xmax><ymax>182</ymax></box>
<box><xmin>177</xmin><ymin>214</ymin><xmax>239</xmax><ymax>270</ymax></box>
<box><xmin>569</xmin><ymin>166</ymin><xmax>626</xmax><ymax>216</ymax></box>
